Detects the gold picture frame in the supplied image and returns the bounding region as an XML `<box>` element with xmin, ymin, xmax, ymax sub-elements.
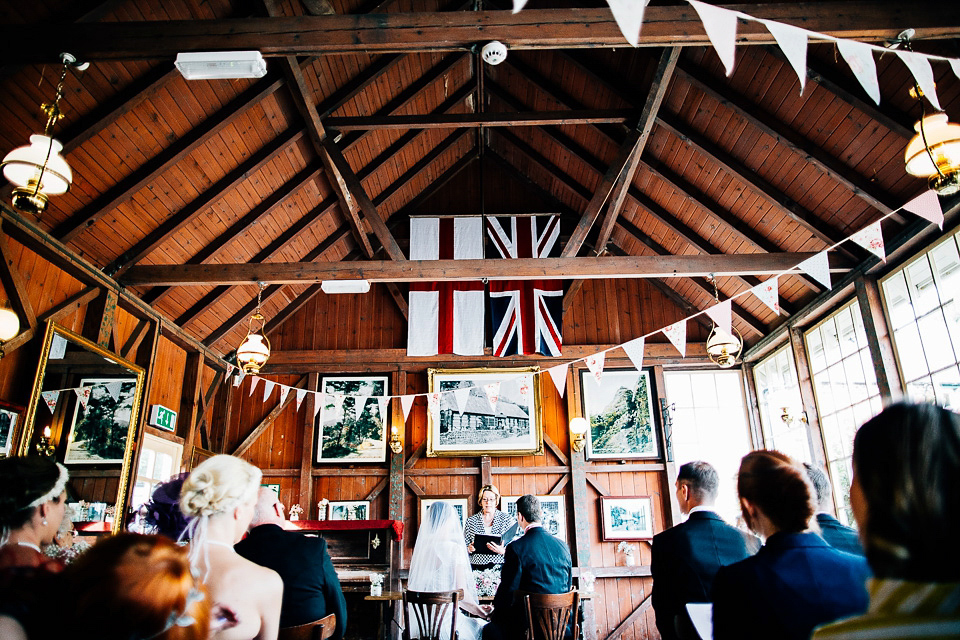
<box><xmin>426</xmin><ymin>367</ymin><xmax>543</xmax><ymax>457</ymax></box>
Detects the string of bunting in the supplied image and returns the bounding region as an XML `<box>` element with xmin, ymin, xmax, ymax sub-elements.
<box><xmin>229</xmin><ymin>189</ymin><xmax>946</xmax><ymax>426</ymax></box>
<box><xmin>549</xmin><ymin>0</ymin><xmax>960</xmax><ymax>111</ymax></box>
<box><xmin>39</xmin><ymin>380</ymin><xmax>127</xmax><ymax>415</ymax></box>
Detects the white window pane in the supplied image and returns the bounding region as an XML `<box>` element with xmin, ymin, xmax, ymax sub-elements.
<box><xmin>882</xmin><ymin>272</ymin><xmax>916</xmax><ymax>329</ymax></box>
<box><xmin>931</xmin><ymin>366</ymin><xmax>960</xmax><ymax>410</ymax></box>
<box><xmin>906</xmin><ymin>257</ymin><xmax>940</xmax><ymax>316</ymax></box>
<box><xmin>942</xmin><ymin>301</ymin><xmax>960</xmax><ymax>363</ymax></box>
<box><xmin>837</xmin><ymin>309</ymin><xmax>858</xmax><ymax>358</ymax></box>
<box><xmin>822</xmin><ymin>413</ymin><xmax>844</xmax><ymax>460</ymax></box>
<box><xmin>858</xmin><ymin>350</ymin><xmax>880</xmax><ymax>398</ymax></box>
<box><xmin>822</xmin><ymin>321</ymin><xmax>842</xmax><ymax>367</ymax></box>
<box><xmin>843</xmin><ymin>355</ymin><xmax>868</xmax><ymax>404</ymax></box>
<box><xmin>851</xmin><ymin>400</ymin><xmax>875</xmax><ymax>434</ymax></box>
<box><xmin>716</xmin><ymin>373</ymin><xmax>741</xmax><ymax>407</ymax></box>
<box><xmin>138</xmin><ymin>449</ymin><xmax>155</xmax><ymax>477</ymax></box>
<box><xmin>131</xmin><ymin>481</ymin><xmax>151</xmax><ymax>512</ymax></box>
<box><xmin>815</xmin><ymin>367</ymin><xmax>835</xmax><ymax>416</ymax></box>
<box><xmin>895</xmin><ymin>323</ymin><xmax>930</xmax><ymax>382</ymax></box>
<box><xmin>851</xmin><ymin>304</ymin><xmax>868</xmax><ymax>349</ymax></box>
<box><xmin>829</xmin><ymin>458</ymin><xmax>855</xmax><ymax>526</ymax></box>
<box><xmin>155</xmin><ymin>453</ymin><xmax>174</xmax><ymax>481</ymax></box>
<box><xmin>666</xmin><ymin>374</ymin><xmax>692</xmax><ymax>407</ymax></box>
<box><xmin>836</xmin><ymin>407</ymin><xmax>858</xmax><ymax>458</ymax></box>
<box><xmin>917</xmin><ymin>311</ymin><xmax>957</xmax><ymax>371</ymax></box>
<box><xmin>691</xmin><ymin>374</ymin><xmax>718</xmax><ymax>407</ymax></box>
<box><xmin>827</xmin><ymin>362</ymin><xmax>851</xmax><ymax>410</ymax></box>
<box><xmin>907</xmin><ymin>377</ymin><xmax>935</xmax><ymax>404</ymax></box>
<box><xmin>930</xmin><ymin>239</ymin><xmax>960</xmax><ymax>305</ymax></box>
<box><xmin>807</xmin><ymin>329</ymin><xmax>826</xmax><ymax>373</ymax></box>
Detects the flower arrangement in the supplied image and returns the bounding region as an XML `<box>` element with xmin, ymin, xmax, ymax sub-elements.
<box><xmin>370</xmin><ymin>573</ymin><xmax>384</xmax><ymax>596</ymax></box>
<box><xmin>43</xmin><ymin>535</ymin><xmax>91</xmax><ymax>565</ymax></box>
<box><xmin>288</xmin><ymin>504</ymin><xmax>303</xmax><ymax>520</ymax></box>
<box><xmin>473</xmin><ymin>567</ymin><xmax>502</xmax><ymax>598</ymax></box>
<box><xmin>617</xmin><ymin>541</ymin><xmax>636</xmax><ymax>566</ymax></box>
<box><xmin>317</xmin><ymin>499</ymin><xmax>329</xmax><ymax>521</ymax></box>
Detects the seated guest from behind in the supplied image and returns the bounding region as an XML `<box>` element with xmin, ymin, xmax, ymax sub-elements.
<box><xmin>814</xmin><ymin>403</ymin><xmax>960</xmax><ymax>639</ymax></box>
<box><xmin>712</xmin><ymin>451</ymin><xmax>869</xmax><ymax>640</ymax></box>
<box><xmin>652</xmin><ymin>461</ymin><xmax>754</xmax><ymax>640</ymax></box>
<box><xmin>0</xmin><ymin>457</ymin><xmax>70</xmax><ymax>573</ymax></box>
<box><xmin>804</xmin><ymin>463</ymin><xmax>863</xmax><ymax>556</ymax></box>
<box><xmin>483</xmin><ymin>495</ymin><xmax>572</xmax><ymax>640</ymax></box>
<box><xmin>180</xmin><ymin>455</ymin><xmax>283</xmax><ymax>640</ymax></box>
<box><xmin>235</xmin><ymin>488</ymin><xmax>347</xmax><ymax>638</ymax></box>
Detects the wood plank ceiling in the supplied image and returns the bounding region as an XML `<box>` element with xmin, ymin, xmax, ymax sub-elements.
<box><xmin>0</xmin><ymin>0</ymin><xmax>958</xmax><ymax>357</ymax></box>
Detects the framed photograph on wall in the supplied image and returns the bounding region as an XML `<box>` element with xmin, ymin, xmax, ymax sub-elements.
<box><xmin>316</xmin><ymin>375</ymin><xmax>389</xmax><ymax>464</ymax></box>
<box><xmin>65</xmin><ymin>378</ymin><xmax>139</xmax><ymax>464</ymax></box>
<box><xmin>578</xmin><ymin>368</ymin><xmax>659</xmax><ymax>460</ymax></box>
<box><xmin>600</xmin><ymin>496</ymin><xmax>654</xmax><ymax>540</ymax></box>
<box><xmin>419</xmin><ymin>496</ymin><xmax>470</xmax><ymax>530</ymax></box>
<box><xmin>0</xmin><ymin>400</ymin><xmax>24</xmax><ymax>457</ymax></box>
<box><xmin>426</xmin><ymin>367</ymin><xmax>542</xmax><ymax>457</ymax></box>
<box><xmin>501</xmin><ymin>495</ymin><xmax>566</xmax><ymax>542</ymax></box>
<box><xmin>328</xmin><ymin>500</ymin><xmax>370</xmax><ymax>521</ymax></box>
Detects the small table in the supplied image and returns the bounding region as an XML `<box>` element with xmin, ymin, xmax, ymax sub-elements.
<box><xmin>364</xmin><ymin>591</ymin><xmax>402</xmax><ymax>640</ymax></box>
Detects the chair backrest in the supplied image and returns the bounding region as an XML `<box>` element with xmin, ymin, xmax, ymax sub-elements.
<box><xmin>520</xmin><ymin>590</ymin><xmax>580</xmax><ymax>640</ymax></box>
<box><xmin>278</xmin><ymin>613</ymin><xmax>337</xmax><ymax>640</ymax></box>
<box><xmin>402</xmin><ymin>588</ymin><xmax>463</xmax><ymax>640</ymax></box>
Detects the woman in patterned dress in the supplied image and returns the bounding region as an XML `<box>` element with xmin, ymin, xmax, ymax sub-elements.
<box><xmin>463</xmin><ymin>484</ymin><xmax>514</xmax><ymax>570</ymax></box>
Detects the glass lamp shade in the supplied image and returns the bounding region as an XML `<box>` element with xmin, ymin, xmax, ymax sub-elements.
<box><xmin>2</xmin><ymin>135</ymin><xmax>72</xmax><ymax>194</ymax></box>
<box><xmin>237</xmin><ymin>332</ymin><xmax>271</xmax><ymax>374</ymax></box>
<box><xmin>569</xmin><ymin>416</ymin><xmax>589</xmax><ymax>436</ymax></box>
<box><xmin>904</xmin><ymin>114</ymin><xmax>960</xmax><ymax>178</ymax></box>
<box><xmin>0</xmin><ymin>306</ymin><xmax>20</xmax><ymax>341</ymax></box>
<box><xmin>706</xmin><ymin>325</ymin><xmax>742</xmax><ymax>368</ymax></box>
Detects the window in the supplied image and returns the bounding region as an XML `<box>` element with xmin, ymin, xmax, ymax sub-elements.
<box><xmin>805</xmin><ymin>302</ymin><xmax>882</xmax><ymax>525</ymax></box>
<box><xmin>753</xmin><ymin>345</ymin><xmax>812</xmax><ymax>465</ymax></box>
<box><xmin>130</xmin><ymin>433</ymin><xmax>183</xmax><ymax>512</ymax></box>
<box><xmin>664</xmin><ymin>370</ymin><xmax>752</xmax><ymax>525</ymax></box>
<box><xmin>881</xmin><ymin>229</ymin><xmax>960</xmax><ymax>411</ymax></box>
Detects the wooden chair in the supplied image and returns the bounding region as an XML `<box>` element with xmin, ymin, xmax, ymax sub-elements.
<box><xmin>278</xmin><ymin>613</ymin><xmax>337</xmax><ymax>640</ymax></box>
<box><xmin>401</xmin><ymin>588</ymin><xmax>463</xmax><ymax>640</ymax></box>
<box><xmin>519</xmin><ymin>590</ymin><xmax>580</xmax><ymax>640</ymax></box>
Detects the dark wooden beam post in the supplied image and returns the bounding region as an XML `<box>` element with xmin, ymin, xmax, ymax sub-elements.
<box><xmin>179</xmin><ymin>352</ymin><xmax>204</xmax><ymax>453</ymax></box>
<box><xmin>1</xmin><ymin>285</ymin><xmax>99</xmax><ymax>355</ymax></box>
<box><xmin>855</xmin><ymin>276</ymin><xmax>903</xmax><ymax>405</ymax></box>
<box><xmin>788</xmin><ymin>327</ymin><xmax>828</xmax><ymax>468</ymax></box>
<box><xmin>652</xmin><ymin>365</ymin><xmax>681</xmax><ymax>528</ymax></box>
<box><xmin>0</xmin><ymin>232</ymin><xmax>37</xmax><ymax>333</ymax></box>
<box><xmin>741</xmin><ymin>363</ymin><xmax>766</xmax><ymax>450</ymax></box>
<box><xmin>566</xmin><ymin>367</ymin><xmax>596</xmax><ymax>640</ymax></box>
<box><xmin>301</xmin><ymin>373</ymin><xmax>319</xmax><ymax>517</ymax></box>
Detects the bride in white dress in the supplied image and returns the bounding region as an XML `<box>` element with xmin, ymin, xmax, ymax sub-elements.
<box><xmin>407</xmin><ymin>502</ymin><xmax>490</xmax><ymax>640</ymax></box>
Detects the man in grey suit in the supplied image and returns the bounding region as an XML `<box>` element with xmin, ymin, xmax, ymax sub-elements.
<box><xmin>804</xmin><ymin>463</ymin><xmax>864</xmax><ymax>556</ymax></box>
<box><xmin>651</xmin><ymin>461</ymin><xmax>755</xmax><ymax>640</ymax></box>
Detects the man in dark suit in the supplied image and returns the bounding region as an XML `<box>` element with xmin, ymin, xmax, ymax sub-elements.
<box><xmin>804</xmin><ymin>463</ymin><xmax>864</xmax><ymax>556</ymax></box>
<box><xmin>482</xmin><ymin>494</ymin><xmax>572</xmax><ymax>640</ymax></box>
<box><xmin>235</xmin><ymin>488</ymin><xmax>348</xmax><ymax>638</ymax></box>
<box><xmin>651</xmin><ymin>461</ymin><xmax>755</xmax><ymax>640</ymax></box>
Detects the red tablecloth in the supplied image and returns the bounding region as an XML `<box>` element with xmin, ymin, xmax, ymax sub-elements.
<box><xmin>287</xmin><ymin>519</ymin><xmax>403</xmax><ymax>540</ymax></box>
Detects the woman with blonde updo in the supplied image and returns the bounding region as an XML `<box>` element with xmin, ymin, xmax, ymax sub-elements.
<box><xmin>180</xmin><ymin>455</ymin><xmax>282</xmax><ymax>640</ymax></box>
<box><xmin>712</xmin><ymin>451</ymin><xmax>870</xmax><ymax>640</ymax></box>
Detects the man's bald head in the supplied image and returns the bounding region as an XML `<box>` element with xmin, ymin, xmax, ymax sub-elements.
<box><xmin>250</xmin><ymin>487</ymin><xmax>286</xmax><ymax>528</ymax></box>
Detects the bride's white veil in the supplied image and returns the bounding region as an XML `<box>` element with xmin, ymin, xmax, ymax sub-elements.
<box><xmin>408</xmin><ymin>501</ymin><xmax>479</xmax><ymax>605</ymax></box>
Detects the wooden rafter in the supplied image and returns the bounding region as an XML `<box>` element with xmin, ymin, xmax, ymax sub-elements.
<box><xmin>4</xmin><ymin>5</ymin><xmax>958</xmax><ymax>60</ymax></box>
<box><xmin>0</xmin><ymin>232</ymin><xmax>37</xmax><ymax>331</ymax></box>
<box><xmin>0</xmin><ymin>285</ymin><xmax>99</xmax><ymax>355</ymax></box>
<box><xmin>325</xmin><ymin>109</ymin><xmax>640</xmax><ymax>130</ymax></box>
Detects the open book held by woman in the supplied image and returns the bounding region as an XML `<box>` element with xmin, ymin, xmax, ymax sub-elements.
<box><xmin>407</xmin><ymin>502</ymin><xmax>490</xmax><ymax>640</ymax></box>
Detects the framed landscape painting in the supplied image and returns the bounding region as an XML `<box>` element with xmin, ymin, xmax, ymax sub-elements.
<box><xmin>419</xmin><ymin>496</ymin><xmax>470</xmax><ymax>530</ymax></box>
<box><xmin>579</xmin><ymin>368</ymin><xmax>659</xmax><ymax>460</ymax></box>
<box><xmin>502</xmin><ymin>495</ymin><xmax>566</xmax><ymax>542</ymax></box>
<box><xmin>328</xmin><ymin>500</ymin><xmax>370</xmax><ymax>521</ymax></box>
<box><xmin>65</xmin><ymin>378</ymin><xmax>138</xmax><ymax>464</ymax></box>
<box><xmin>426</xmin><ymin>367</ymin><xmax>542</xmax><ymax>457</ymax></box>
<box><xmin>600</xmin><ymin>496</ymin><xmax>654</xmax><ymax>540</ymax></box>
<box><xmin>317</xmin><ymin>375</ymin><xmax>389</xmax><ymax>463</ymax></box>
<box><xmin>0</xmin><ymin>400</ymin><xmax>23</xmax><ymax>457</ymax></box>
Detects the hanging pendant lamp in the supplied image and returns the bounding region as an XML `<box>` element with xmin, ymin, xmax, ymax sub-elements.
<box><xmin>705</xmin><ymin>277</ymin><xmax>742</xmax><ymax>368</ymax></box>
<box><xmin>237</xmin><ymin>283</ymin><xmax>271</xmax><ymax>375</ymax></box>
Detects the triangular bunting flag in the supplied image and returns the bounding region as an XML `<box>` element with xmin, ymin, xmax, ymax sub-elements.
<box><xmin>75</xmin><ymin>386</ymin><xmax>92</xmax><ymax>410</ymax></box>
<box><xmin>278</xmin><ymin>385</ymin><xmax>290</xmax><ymax>405</ymax></box>
<box><xmin>837</xmin><ymin>40</ymin><xmax>880</xmax><ymax>105</ymax></box>
<box><xmin>355</xmin><ymin>395</ymin><xmax>370</xmax><ymax>420</ymax></box>
<box><xmin>427</xmin><ymin>392</ymin><xmax>442</xmax><ymax>424</ymax></box>
<box><xmin>313</xmin><ymin>392</ymin><xmax>323</xmax><ymax>420</ymax></box>
<box><xmin>547</xmin><ymin>364</ymin><xmax>569</xmax><ymax>397</ymax></box>
<box><xmin>607</xmin><ymin>0</ymin><xmax>649</xmax><ymax>47</ymax></box>
<box><xmin>799</xmin><ymin>251</ymin><xmax>832</xmax><ymax>290</ymax></box>
<box><xmin>512</xmin><ymin>0</ymin><xmax>528</xmax><ymax>13</ymax></box>
<box><xmin>295</xmin><ymin>389</ymin><xmax>308</xmax><ymax>411</ymax></box>
<box><xmin>103</xmin><ymin>380</ymin><xmax>123</xmax><ymax>401</ymax></box>
<box><xmin>332</xmin><ymin>394</ymin><xmax>345</xmax><ymax>417</ymax></box>
<box><xmin>226</xmin><ymin>364</ymin><xmax>235</xmax><ymax>377</ymax></box>
<box><xmin>622</xmin><ymin>337</ymin><xmax>645</xmax><ymax>371</ymax></box>
<box><xmin>262</xmin><ymin>380</ymin><xmax>276</xmax><ymax>402</ymax></box>
<box><xmin>400</xmin><ymin>395</ymin><xmax>416</xmax><ymax>423</ymax></box>
<box><xmin>248</xmin><ymin>376</ymin><xmax>261</xmax><ymax>396</ymax></box>
<box><xmin>454</xmin><ymin>388</ymin><xmax>471</xmax><ymax>415</ymax></box>
<box><xmin>663</xmin><ymin>320</ymin><xmax>687</xmax><ymax>357</ymax></box>
<box><xmin>376</xmin><ymin>396</ymin><xmax>389</xmax><ymax>421</ymax></box>
<box><xmin>903</xmin><ymin>190</ymin><xmax>943</xmax><ymax>229</ymax></box>
<box><xmin>705</xmin><ymin>299</ymin><xmax>733</xmax><ymax>335</ymax></box>
<box><xmin>752</xmin><ymin>277</ymin><xmax>781</xmax><ymax>315</ymax></box>
<box><xmin>233</xmin><ymin>373</ymin><xmax>244</xmax><ymax>387</ymax></box>
<box><xmin>41</xmin><ymin>390</ymin><xmax>61</xmax><ymax>414</ymax></box>
<box><xmin>585</xmin><ymin>352</ymin><xmax>606</xmax><ymax>385</ymax></box>
<box><xmin>763</xmin><ymin>20</ymin><xmax>807</xmax><ymax>92</ymax></box>
<box><xmin>898</xmin><ymin>50</ymin><xmax>941</xmax><ymax>111</ymax></box>
<box><xmin>482</xmin><ymin>382</ymin><xmax>501</xmax><ymax>414</ymax></box>
<box><xmin>850</xmin><ymin>221</ymin><xmax>886</xmax><ymax>262</ymax></box>
<box><xmin>952</xmin><ymin>58</ymin><xmax>960</xmax><ymax>83</ymax></box>
<box><xmin>689</xmin><ymin>0</ymin><xmax>739</xmax><ymax>76</ymax></box>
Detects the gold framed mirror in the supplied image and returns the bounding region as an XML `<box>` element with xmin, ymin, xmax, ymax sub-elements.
<box><xmin>18</xmin><ymin>322</ymin><xmax>146</xmax><ymax>534</ymax></box>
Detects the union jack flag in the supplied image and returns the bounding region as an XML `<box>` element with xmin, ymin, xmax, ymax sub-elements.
<box><xmin>486</xmin><ymin>215</ymin><xmax>564</xmax><ymax>357</ymax></box>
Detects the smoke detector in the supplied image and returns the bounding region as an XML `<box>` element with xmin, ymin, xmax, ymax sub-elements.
<box><xmin>481</xmin><ymin>41</ymin><xmax>508</xmax><ymax>66</ymax></box>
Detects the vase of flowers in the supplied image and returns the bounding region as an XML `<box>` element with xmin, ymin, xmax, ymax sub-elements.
<box><xmin>317</xmin><ymin>499</ymin><xmax>329</xmax><ymax>521</ymax></box>
<box><xmin>370</xmin><ymin>573</ymin><xmax>384</xmax><ymax>597</ymax></box>
<box><xmin>473</xmin><ymin>566</ymin><xmax>502</xmax><ymax>598</ymax></box>
<box><xmin>288</xmin><ymin>504</ymin><xmax>303</xmax><ymax>521</ymax></box>
<box><xmin>617</xmin><ymin>541</ymin><xmax>636</xmax><ymax>566</ymax></box>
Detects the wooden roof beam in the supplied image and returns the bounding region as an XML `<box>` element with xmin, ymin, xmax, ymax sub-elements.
<box><xmin>4</xmin><ymin>4</ymin><xmax>959</xmax><ymax>60</ymax></box>
<box><xmin>325</xmin><ymin>109</ymin><xmax>641</xmax><ymax>130</ymax></box>
<box><xmin>676</xmin><ymin>59</ymin><xmax>907</xmax><ymax>224</ymax></box>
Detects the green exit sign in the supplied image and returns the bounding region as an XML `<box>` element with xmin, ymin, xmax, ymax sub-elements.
<box><xmin>148</xmin><ymin>405</ymin><xmax>178</xmax><ymax>432</ymax></box>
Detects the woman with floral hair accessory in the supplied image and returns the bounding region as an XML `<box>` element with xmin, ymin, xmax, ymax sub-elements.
<box><xmin>0</xmin><ymin>456</ymin><xmax>70</xmax><ymax>573</ymax></box>
<box><xmin>179</xmin><ymin>455</ymin><xmax>282</xmax><ymax>640</ymax></box>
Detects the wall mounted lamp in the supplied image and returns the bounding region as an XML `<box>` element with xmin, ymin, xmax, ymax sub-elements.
<box><xmin>36</xmin><ymin>426</ymin><xmax>56</xmax><ymax>459</ymax></box>
<box><xmin>0</xmin><ymin>301</ymin><xmax>21</xmax><ymax>359</ymax></box>
<box><xmin>569</xmin><ymin>416</ymin><xmax>589</xmax><ymax>453</ymax></box>
<box><xmin>388</xmin><ymin>422</ymin><xmax>403</xmax><ymax>455</ymax></box>
<box><xmin>780</xmin><ymin>406</ymin><xmax>808</xmax><ymax>427</ymax></box>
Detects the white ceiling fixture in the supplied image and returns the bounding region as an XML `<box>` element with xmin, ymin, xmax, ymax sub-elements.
<box><xmin>321</xmin><ymin>280</ymin><xmax>372</xmax><ymax>294</ymax></box>
<box><xmin>175</xmin><ymin>51</ymin><xmax>267</xmax><ymax>80</ymax></box>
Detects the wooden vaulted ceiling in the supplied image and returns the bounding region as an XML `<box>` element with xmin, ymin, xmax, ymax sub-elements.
<box><xmin>0</xmin><ymin>0</ymin><xmax>959</xmax><ymax>359</ymax></box>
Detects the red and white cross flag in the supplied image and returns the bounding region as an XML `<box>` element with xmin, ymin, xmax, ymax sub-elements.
<box><xmin>407</xmin><ymin>217</ymin><xmax>485</xmax><ymax>356</ymax></box>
